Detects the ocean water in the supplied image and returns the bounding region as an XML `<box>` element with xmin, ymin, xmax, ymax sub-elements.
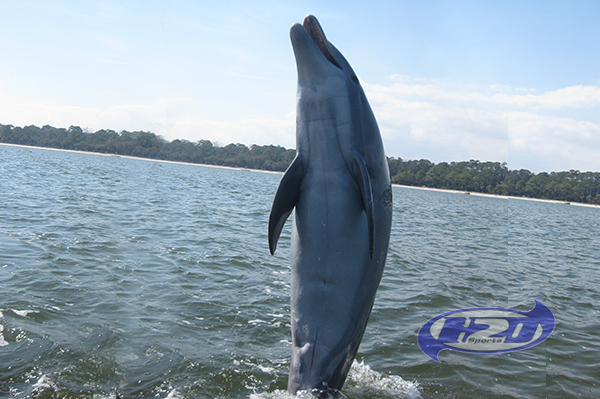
<box><xmin>1</xmin><ymin>143</ymin><xmax>599</xmax><ymax>399</ymax></box>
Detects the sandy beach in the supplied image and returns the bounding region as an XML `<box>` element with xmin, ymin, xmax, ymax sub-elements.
<box><xmin>393</xmin><ymin>183</ymin><xmax>600</xmax><ymax>208</ymax></box>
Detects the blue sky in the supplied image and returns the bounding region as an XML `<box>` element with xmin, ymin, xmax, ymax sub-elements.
<box><xmin>1</xmin><ymin>0</ymin><xmax>599</xmax><ymax>172</ymax></box>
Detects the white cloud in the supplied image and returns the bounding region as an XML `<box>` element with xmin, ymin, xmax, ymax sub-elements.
<box><xmin>363</xmin><ymin>79</ymin><xmax>600</xmax><ymax>172</ymax></box>
<box><xmin>156</xmin><ymin>115</ymin><xmax>295</xmax><ymax>149</ymax></box>
<box><xmin>366</xmin><ymin>80</ymin><xmax>600</xmax><ymax>110</ymax></box>
<box><xmin>0</xmin><ymin>86</ymin><xmax>296</xmax><ymax>150</ymax></box>
<box><xmin>508</xmin><ymin>112</ymin><xmax>600</xmax><ymax>171</ymax></box>
<box><xmin>491</xmin><ymin>85</ymin><xmax>600</xmax><ymax>109</ymax></box>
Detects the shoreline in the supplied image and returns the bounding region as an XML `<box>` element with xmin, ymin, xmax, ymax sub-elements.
<box><xmin>393</xmin><ymin>183</ymin><xmax>600</xmax><ymax>208</ymax></box>
<box><xmin>0</xmin><ymin>142</ymin><xmax>283</xmax><ymax>175</ymax></box>
<box><xmin>3</xmin><ymin>142</ymin><xmax>598</xmax><ymax>209</ymax></box>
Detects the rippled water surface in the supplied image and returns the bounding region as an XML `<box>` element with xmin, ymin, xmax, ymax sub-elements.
<box><xmin>1</xmin><ymin>144</ymin><xmax>599</xmax><ymax>398</ymax></box>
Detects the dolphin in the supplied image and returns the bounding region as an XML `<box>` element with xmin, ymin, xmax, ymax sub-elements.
<box><xmin>268</xmin><ymin>15</ymin><xmax>393</xmax><ymax>396</ymax></box>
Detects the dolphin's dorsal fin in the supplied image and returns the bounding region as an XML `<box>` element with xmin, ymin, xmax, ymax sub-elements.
<box><xmin>351</xmin><ymin>153</ymin><xmax>375</xmax><ymax>258</ymax></box>
<box><xmin>268</xmin><ymin>154</ymin><xmax>307</xmax><ymax>254</ymax></box>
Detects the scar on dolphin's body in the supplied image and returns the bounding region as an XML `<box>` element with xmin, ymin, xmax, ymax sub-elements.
<box><xmin>268</xmin><ymin>15</ymin><xmax>393</xmax><ymax>397</ymax></box>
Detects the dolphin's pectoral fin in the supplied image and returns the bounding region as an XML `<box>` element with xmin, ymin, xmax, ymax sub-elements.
<box><xmin>268</xmin><ymin>154</ymin><xmax>306</xmax><ymax>254</ymax></box>
<box><xmin>351</xmin><ymin>153</ymin><xmax>375</xmax><ymax>258</ymax></box>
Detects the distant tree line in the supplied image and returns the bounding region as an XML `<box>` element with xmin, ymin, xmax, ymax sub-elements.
<box><xmin>388</xmin><ymin>158</ymin><xmax>600</xmax><ymax>204</ymax></box>
<box><xmin>2</xmin><ymin>123</ymin><xmax>600</xmax><ymax>205</ymax></box>
<box><xmin>0</xmin><ymin>124</ymin><xmax>295</xmax><ymax>172</ymax></box>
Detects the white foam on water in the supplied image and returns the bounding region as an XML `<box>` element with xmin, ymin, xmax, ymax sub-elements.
<box><xmin>32</xmin><ymin>375</ymin><xmax>56</xmax><ymax>391</ymax></box>
<box><xmin>249</xmin><ymin>360</ymin><xmax>421</xmax><ymax>399</ymax></box>
<box><xmin>165</xmin><ymin>388</ymin><xmax>183</xmax><ymax>399</ymax></box>
<box><xmin>345</xmin><ymin>360</ymin><xmax>421</xmax><ymax>398</ymax></box>
<box><xmin>249</xmin><ymin>389</ymin><xmax>318</xmax><ymax>399</ymax></box>
<box><xmin>256</xmin><ymin>364</ymin><xmax>276</xmax><ymax>374</ymax></box>
<box><xmin>0</xmin><ymin>324</ymin><xmax>8</xmax><ymax>347</ymax></box>
<box><xmin>11</xmin><ymin>309</ymin><xmax>38</xmax><ymax>317</ymax></box>
<box><xmin>248</xmin><ymin>319</ymin><xmax>267</xmax><ymax>325</ymax></box>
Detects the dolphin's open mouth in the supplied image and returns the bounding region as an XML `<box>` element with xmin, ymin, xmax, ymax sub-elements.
<box><xmin>302</xmin><ymin>15</ymin><xmax>342</xmax><ymax>70</ymax></box>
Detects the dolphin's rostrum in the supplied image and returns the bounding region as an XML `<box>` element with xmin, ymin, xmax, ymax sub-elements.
<box><xmin>269</xmin><ymin>15</ymin><xmax>393</xmax><ymax>396</ymax></box>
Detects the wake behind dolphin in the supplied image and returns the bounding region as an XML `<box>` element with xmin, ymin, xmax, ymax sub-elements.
<box><xmin>269</xmin><ymin>15</ymin><xmax>393</xmax><ymax>397</ymax></box>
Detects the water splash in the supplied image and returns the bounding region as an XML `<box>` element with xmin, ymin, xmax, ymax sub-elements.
<box><xmin>249</xmin><ymin>360</ymin><xmax>420</xmax><ymax>399</ymax></box>
<box><xmin>344</xmin><ymin>360</ymin><xmax>421</xmax><ymax>398</ymax></box>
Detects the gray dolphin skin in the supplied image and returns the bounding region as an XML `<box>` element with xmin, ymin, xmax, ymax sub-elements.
<box><xmin>268</xmin><ymin>15</ymin><xmax>393</xmax><ymax>397</ymax></box>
